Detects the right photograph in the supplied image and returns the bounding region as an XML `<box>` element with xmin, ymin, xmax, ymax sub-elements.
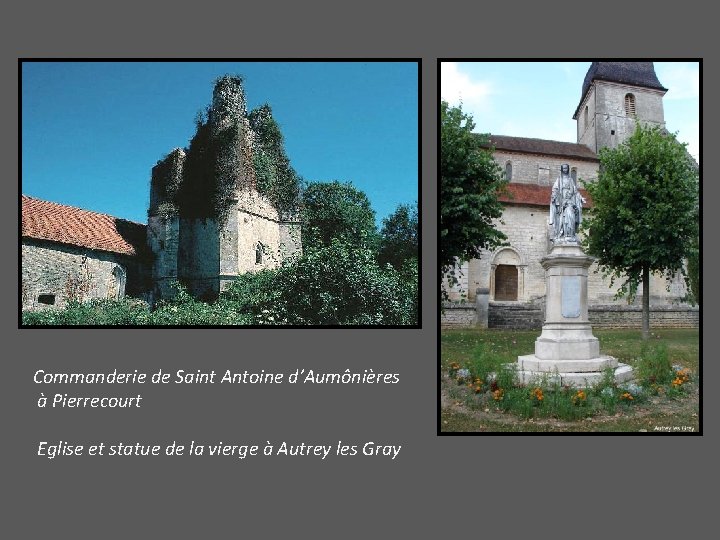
<box><xmin>440</xmin><ymin>61</ymin><xmax>700</xmax><ymax>433</ymax></box>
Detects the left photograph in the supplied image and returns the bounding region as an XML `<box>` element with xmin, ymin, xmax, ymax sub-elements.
<box><xmin>20</xmin><ymin>60</ymin><xmax>420</xmax><ymax>327</ymax></box>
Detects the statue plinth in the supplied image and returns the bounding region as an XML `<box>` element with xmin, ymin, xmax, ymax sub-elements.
<box><xmin>514</xmin><ymin>243</ymin><xmax>633</xmax><ymax>387</ymax></box>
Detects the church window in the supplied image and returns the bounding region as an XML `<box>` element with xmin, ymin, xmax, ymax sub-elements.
<box><xmin>584</xmin><ymin>105</ymin><xmax>588</xmax><ymax>128</ymax></box>
<box><xmin>494</xmin><ymin>265</ymin><xmax>518</xmax><ymax>301</ymax></box>
<box><xmin>505</xmin><ymin>161</ymin><xmax>512</xmax><ymax>181</ymax></box>
<box><xmin>255</xmin><ymin>243</ymin><xmax>263</xmax><ymax>265</ymax></box>
<box><xmin>624</xmin><ymin>93</ymin><xmax>636</xmax><ymax>117</ymax></box>
<box><xmin>571</xmin><ymin>168</ymin><xmax>577</xmax><ymax>182</ymax></box>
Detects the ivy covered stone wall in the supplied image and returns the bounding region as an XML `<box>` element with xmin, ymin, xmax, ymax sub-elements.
<box><xmin>147</xmin><ymin>75</ymin><xmax>303</xmax><ymax>301</ymax></box>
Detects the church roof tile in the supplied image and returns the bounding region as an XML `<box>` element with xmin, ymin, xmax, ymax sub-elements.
<box><xmin>21</xmin><ymin>195</ymin><xmax>146</xmax><ymax>256</ymax></box>
<box><xmin>480</xmin><ymin>134</ymin><xmax>598</xmax><ymax>161</ymax></box>
<box><xmin>499</xmin><ymin>183</ymin><xmax>592</xmax><ymax>208</ymax></box>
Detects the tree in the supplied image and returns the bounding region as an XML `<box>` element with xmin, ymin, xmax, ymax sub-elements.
<box><xmin>582</xmin><ymin>124</ymin><xmax>699</xmax><ymax>339</ymax></box>
<box><xmin>378</xmin><ymin>202</ymin><xmax>418</xmax><ymax>270</ymax></box>
<box><xmin>301</xmin><ymin>181</ymin><xmax>378</xmax><ymax>249</ymax></box>
<box><xmin>686</xmin><ymin>230</ymin><xmax>700</xmax><ymax>306</ymax></box>
<box><xmin>440</xmin><ymin>101</ymin><xmax>506</xmax><ymax>293</ymax></box>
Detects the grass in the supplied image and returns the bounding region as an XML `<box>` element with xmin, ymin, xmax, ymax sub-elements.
<box><xmin>441</xmin><ymin>328</ymin><xmax>699</xmax><ymax>433</ymax></box>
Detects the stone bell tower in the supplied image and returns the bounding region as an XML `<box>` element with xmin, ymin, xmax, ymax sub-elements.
<box><xmin>574</xmin><ymin>62</ymin><xmax>667</xmax><ymax>154</ymax></box>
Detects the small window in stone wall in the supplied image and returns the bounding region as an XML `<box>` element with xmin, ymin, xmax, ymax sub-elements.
<box><xmin>255</xmin><ymin>243</ymin><xmax>263</xmax><ymax>265</ymax></box>
<box><xmin>571</xmin><ymin>168</ymin><xmax>577</xmax><ymax>182</ymax></box>
<box><xmin>505</xmin><ymin>161</ymin><xmax>512</xmax><ymax>181</ymax></box>
<box><xmin>584</xmin><ymin>105</ymin><xmax>588</xmax><ymax>128</ymax></box>
<box><xmin>38</xmin><ymin>294</ymin><xmax>55</xmax><ymax>305</ymax></box>
<box><xmin>624</xmin><ymin>93</ymin><xmax>636</xmax><ymax>117</ymax></box>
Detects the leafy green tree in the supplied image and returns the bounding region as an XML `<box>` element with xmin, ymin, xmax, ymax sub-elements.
<box><xmin>378</xmin><ymin>202</ymin><xmax>418</xmax><ymax>270</ymax></box>
<box><xmin>582</xmin><ymin>124</ymin><xmax>699</xmax><ymax>339</ymax></box>
<box><xmin>301</xmin><ymin>180</ymin><xmax>378</xmax><ymax>249</ymax></box>
<box><xmin>440</xmin><ymin>101</ymin><xmax>506</xmax><ymax>293</ymax></box>
<box><xmin>686</xmin><ymin>231</ymin><xmax>700</xmax><ymax>306</ymax></box>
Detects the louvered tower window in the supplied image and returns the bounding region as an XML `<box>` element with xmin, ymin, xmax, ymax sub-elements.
<box><xmin>624</xmin><ymin>93</ymin><xmax>636</xmax><ymax>117</ymax></box>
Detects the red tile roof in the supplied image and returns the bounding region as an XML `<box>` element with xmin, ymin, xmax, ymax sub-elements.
<box><xmin>21</xmin><ymin>195</ymin><xmax>146</xmax><ymax>256</ymax></box>
<box><xmin>499</xmin><ymin>183</ymin><xmax>592</xmax><ymax>208</ymax></box>
<box><xmin>479</xmin><ymin>134</ymin><xmax>599</xmax><ymax>161</ymax></box>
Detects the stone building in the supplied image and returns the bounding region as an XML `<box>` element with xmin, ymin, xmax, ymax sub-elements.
<box><xmin>442</xmin><ymin>62</ymin><xmax>697</xmax><ymax>329</ymax></box>
<box><xmin>147</xmin><ymin>75</ymin><xmax>302</xmax><ymax>301</ymax></box>
<box><xmin>22</xmin><ymin>75</ymin><xmax>302</xmax><ymax>309</ymax></box>
<box><xmin>21</xmin><ymin>195</ymin><xmax>148</xmax><ymax>310</ymax></box>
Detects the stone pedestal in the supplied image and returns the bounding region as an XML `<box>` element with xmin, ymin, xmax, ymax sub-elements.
<box><xmin>475</xmin><ymin>287</ymin><xmax>489</xmax><ymax>328</ymax></box>
<box><xmin>515</xmin><ymin>244</ymin><xmax>633</xmax><ymax>387</ymax></box>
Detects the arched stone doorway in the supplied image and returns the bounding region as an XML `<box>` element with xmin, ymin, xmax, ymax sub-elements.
<box><xmin>107</xmin><ymin>265</ymin><xmax>127</xmax><ymax>300</ymax></box>
<box><xmin>490</xmin><ymin>247</ymin><xmax>526</xmax><ymax>302</ymax></box>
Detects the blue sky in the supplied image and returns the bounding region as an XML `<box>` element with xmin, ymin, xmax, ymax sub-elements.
<box><xmin>22</xmin><ymin>61</ymin><xmax>419</xmax><ymax>225</ymax></box>
<box><xmin>440</xmin><ymin>61</ymin><xmax>700</xmax><ymax>163</ymax></box>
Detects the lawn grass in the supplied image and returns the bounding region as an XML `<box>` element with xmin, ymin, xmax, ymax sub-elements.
<box><xmin>440</xmin><ymin>328</ymin><xmax>700</xmax><ymax>433</ymax></box>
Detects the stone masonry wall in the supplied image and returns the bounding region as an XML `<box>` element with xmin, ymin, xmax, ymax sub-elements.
<box><xmin>237</xmin><ymin>189</ymin><xmax>283</xmax><ymax>274</ymax></box>
<box><xmin>22</xmin><ymin>240</ymin><xmax>130</xmax><ymax>310</ymax></box>
<box><xmin>594</xmin><ymin>82</ymin><xmax>665</xmax><ymax>152</ymax></box>
<box><xmin>494</xmin><ymin>150</ymin><xmax>598</xmax><ymax>186</ymax></box>
<box><xmin>440</xmin><ymin>303</ymin><xmax>477</xmax><ymax>328</ymax></box>
<box><xmin>279</xmin><ymin>221</ymin><xmax>303</xmax><ymax>260</ymax></box>
<box><xmin>589</xmin><ymin>305</ymin><xmax>699</xmax><ymax>328</ymax></box>
<box><xmin>578</xmin><ymin>81</ymin><xmax>665</xmax><ymax>153</ymax></box>
<box><xmin>488</xmin><ymin>302</ymin><xmax>544</xmax><ymax>329</ymax></box>
<box><xmin>441</xmin><ymin>302</ymin><xmax>698</xmax><ymax>329</ymax></box>
<box><xmin>147</xmin><ymin>215</ymin><xmax>179</xmax><ymax>299</ymax></box>
<box><xmin>178</xmin><ymin>218</ymin><xmax>220</xmax><ymax>300</ymax></box>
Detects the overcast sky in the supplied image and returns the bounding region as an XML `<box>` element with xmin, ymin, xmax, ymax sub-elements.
<box><xmin>22</xmin><ymin>61</ymin><xmax>419</xmax><ymax>225</ymax></box>
<box><xmin>440</xmin><ymin>61</ymin><xmax>700</xmax><ymax>163</ymax></box>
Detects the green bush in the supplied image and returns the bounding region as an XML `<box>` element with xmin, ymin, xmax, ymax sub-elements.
<box><xmin>22</xmin><ymin>298</ymin><xmax>150</xmax><ymax>326</ymax></box>
<box><xmin>223</xmin><ymin>239</ymin><xmax>417</xmax><ymax>325</ymax></box>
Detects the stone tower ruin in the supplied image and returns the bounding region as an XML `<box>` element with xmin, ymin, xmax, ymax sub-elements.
<box><xmin>147</xmin><ymin>75</ymin><xmax>302</xmax><ymax>301</ymax></box>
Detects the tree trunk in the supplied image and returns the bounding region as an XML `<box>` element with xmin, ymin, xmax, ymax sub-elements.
<box><xmin>642</xmin><ymin>265</ymin><xmax>650</xmax><ymax>340</ymax></box>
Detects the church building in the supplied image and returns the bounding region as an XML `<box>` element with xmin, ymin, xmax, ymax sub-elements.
<box><xmin>442</xmin><ymin>62</ymin><xmax>697</xmax><ymax>329</ymax></box>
